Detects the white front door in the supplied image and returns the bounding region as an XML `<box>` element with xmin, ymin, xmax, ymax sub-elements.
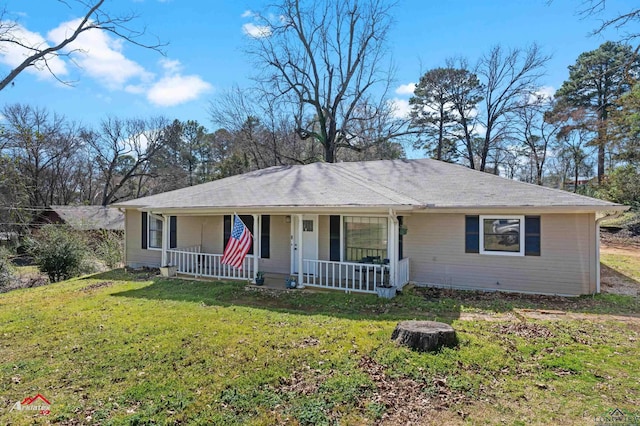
<box><xmin>291</xmin><ymin>214</ymin><xmax>318</xmax><ymax>274</ymax></box>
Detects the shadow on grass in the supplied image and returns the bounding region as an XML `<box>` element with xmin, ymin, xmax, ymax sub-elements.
<box><xmin>101</xmin><ymin>269</ymin><xmax>461</xmax><ymax>323</ymax></box>
<box><xmin>600</xmin><ymin>264</ymin><xmax>640</xmax><ymax>294</ymax></box>
<box><xmin>102</xmin><ymin>269</ymin><xmax>639</xmax><ymax>321</ymax></box>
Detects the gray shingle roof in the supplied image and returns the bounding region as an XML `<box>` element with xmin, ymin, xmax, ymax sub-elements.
<box><xmin>50</xmin><ymin>205</ymin><xmax>125</xmax><ymax>230</ymax></box>
<box><xmin>112</xmin><ymin>159</ymin><xmax>624</xmax><ymax>211</ymax></box>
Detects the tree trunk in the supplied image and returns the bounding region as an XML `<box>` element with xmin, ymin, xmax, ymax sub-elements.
<box><xmin>391</xmin><ymin>321</ymin><xmax>457</xmax><ymax>352</ymax></box>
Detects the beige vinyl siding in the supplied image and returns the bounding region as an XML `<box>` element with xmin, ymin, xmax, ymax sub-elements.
<box><xmin>259</xmin><ymin>215</ymin><xmax>291</xmax><ymax>274</ymax></box>
<box><xmin>318</xmin><ymin>215</ymin><xmax>330</xmax><ymax>261</ymax></box>
<box><xmin>125</xmin><ymin>209</ymin><xmax>161</xmax><ymax>268</ymax></box>
<box><xmin>181</xmin><ymin>216</ymin><xmax>224</xmax><ymax>254</ymax></box>
<box><xmin>404</xmin><ymin>213</ymin><xmax>596</xmax><ymax>296</ymax></box>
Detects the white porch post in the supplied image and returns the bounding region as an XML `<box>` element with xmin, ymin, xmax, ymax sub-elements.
<box><xmin>297</xmin><ymin>214</ymin><xmax>304</xmax><ymax>287</ymax></box>
<box><xmin>161</xmin><ymin>214</ymin><xmax>169</xmax><ymax>266</ymax></box>
<box><xmin>388</xmin><ymin>210</ymin><xmax>399</xmax><ymax>288</ymax></box>
<box><xmin>253</xmin><ymin>214</ymin><xmax>260</xmax><ymax>283</ymax></box>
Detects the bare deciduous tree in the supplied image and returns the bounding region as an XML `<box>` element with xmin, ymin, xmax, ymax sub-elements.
<box><xmin>512</xmin><ymin>96</ymin><xmax>560</xmax><ymax>185</ymax></box>
<box><xmin>578</xmin><ymin>1</ymin><xmax>640</xmax><ymax>45</ymax></box>
<box><xmin>247</xmin><ymin>0</ymin><xmax>397</xmax><ymax>163</ymax></box>
<box><xmin>476</xmin><ymin>44</ymin><xmax>550</xmax><ymax>172</ymax></box>
<box><xmin>1</xmin><ymin>104</ymin><xmax>82</xmax><ymax>207</ymax></box>
<box><xmin>0</xmin><ymin>0</ymin><xmax>163</xmax><ymax>91</ymax></box>
<box><xmin>85</xmin><ymin>116</ymin><xmax>168</xmax><ymax>206</ymax></box>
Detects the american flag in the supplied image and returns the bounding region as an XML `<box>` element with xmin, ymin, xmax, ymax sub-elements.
<box><xmin>221</xmin><ymin>215</ymin><xmax>253</xmax><ymax>269</ymax></box>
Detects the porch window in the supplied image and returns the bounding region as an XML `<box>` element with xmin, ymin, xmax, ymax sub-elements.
<box><xmin>343</xmin><ymin>216</ymin><xmax>388</xmax><ymax>262</ymax></box>
<box><xmin>148</xmin><ymin>215</ymin><xmax>163</xmax><ymax>249</ymax></box>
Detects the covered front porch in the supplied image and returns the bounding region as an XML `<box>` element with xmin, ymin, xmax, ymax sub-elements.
<box><xmin>154</xmin><ymin>212</ymin><xmax>410</xmax><ymax>295</ymax></box>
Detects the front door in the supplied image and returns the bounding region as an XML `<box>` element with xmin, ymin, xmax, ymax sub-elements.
<box><xmin>291</xmin><ymin>215</ymin><xmax>318</xmax><ymax>274</ymax></box>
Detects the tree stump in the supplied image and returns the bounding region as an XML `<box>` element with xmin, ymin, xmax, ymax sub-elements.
<box><xmin>391</xmin><ymin>321</ymin><xmax>457</xmax><ymax>352</ymax></box>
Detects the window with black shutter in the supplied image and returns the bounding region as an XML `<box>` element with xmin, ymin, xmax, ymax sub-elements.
<box><xmin>141</xmin><ymin>212</ymin><xmax>148</xmax><ymax>249</ymax></box>
<box><xmin>524</xmin><ymin>216</ymin><xmax>541</xmax><ymax>256</ymax></box>
<box><xmin>398</xmin><ymin>216</ymin><xmax>404</xmax><ymax>260</ymax></box>
<box><xmin>261</xmin><ymin>215</ymin><xmax>270</xmax><ymax>259</ymax></box>
<box><xmin>329</xmin><ymin>215</ymin><xmax>340</xmax><ymax>261</ymax></box>
<box><xmin>465</xmin><ymin>215</ymin><xmax>479</xmax><ymax>253</ymax></box>
<box><xmin>169</xmin><ymin>216</ymin><xmax>177</xmax><ymax>249</ymax></box>
<box><xmin>223</xmin><ymin>215</ymin><xmax>254</xmax><ymax>255</ymax></box>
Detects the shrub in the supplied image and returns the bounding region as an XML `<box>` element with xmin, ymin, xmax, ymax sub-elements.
<box><xmin>95</xmin><ymin>230</ymin><xmax>124</xmax><ymax>269</ymax></box>
<box><xmin>29</xmin><ymin>225</ymin><xmax>88</xmax><ymax>282</ymax></box>
<box><xmin>601</xmin><ymin>165</ymin><xmax>640</xmax><ymax>209</ymax></box>
<box><xmin>0</xmin><ymin>247</ymin><xmax>15</xmax><ymax>289</ymax></box>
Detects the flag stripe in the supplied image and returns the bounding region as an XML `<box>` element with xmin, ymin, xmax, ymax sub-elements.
<box><xmin>221</xmin><ymin>215</ymin><xmax>253</xmax><ymax>269</ymax></box>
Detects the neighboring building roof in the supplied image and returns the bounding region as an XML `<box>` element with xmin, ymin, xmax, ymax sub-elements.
<box><xmin>36</xmin><ymin>205</ymin><xmax>124</xmax><ymax>231</ymax></box>
<box><xmin>112</xmin><ymin>159</ymin><xmax>626</xmax><ymax>212</ymax></box>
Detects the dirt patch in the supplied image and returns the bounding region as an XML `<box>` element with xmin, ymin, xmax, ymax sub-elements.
<box><xmin>601</xmin><ymin>227</ymin><xmax>640</xmax><ymax>249</ymax></box>
<box><xmin>494</xmin><ymin>322</ymin><xmax>555</xmax><ymax>339</ymax></box>
<box><xmin>600</xmin><ymin>244</ymin><xmax>640</xmax><ymax>296</ymax></box>
<box><xmin>601</xmin><ymin>244</ymin><xmax>640</xmax><ymax>258</ymax></box>
<box><xmin>0</xmin><ymin>271</ymin><xmax>48</xmax><ymax>294</ymax></box>
<box><xmin>80</xmin><ymin>281</ymin><xmax>114</xmax><ymax>292</ymax></box>
<box><xmin>358</xmin><ymin>355</ymin><xmax>466</xmax><ymax>425</ymax></box>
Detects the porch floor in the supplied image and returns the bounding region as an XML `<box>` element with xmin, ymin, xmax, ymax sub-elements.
<box><xmin>252</xmin><ymin>273</ymin><xmax>289</xmax><ymax>290</ymax></box>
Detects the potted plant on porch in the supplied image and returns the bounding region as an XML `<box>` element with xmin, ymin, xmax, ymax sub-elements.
<box><xmin>159</xmin><ymin>264</ymin><xmax>177</xmax><ymax>277</ymax></box>
<box><xmin>376</xmin><ymin>269</ymin><xmax>396</xmax><ymax>299</ymax></box>
<box><xmin>255</xmin><ymin>271</ymin><xmax>265</xmax><ymax>286</ymax></box>
<box><xmin>285</xmin><ymin>275</ymin><xmax>297</xmax><ymax>289</ymax></box>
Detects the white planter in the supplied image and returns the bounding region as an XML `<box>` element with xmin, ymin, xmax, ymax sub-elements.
<box><xmin>160</xmin><ymin>265</ymin><xmax>177</xmax><ymax>277</ymax></box>
<box><xmin>376</xmin><ymin>286</ymin><xmax>397</xmax><ymax>299</ymax></box>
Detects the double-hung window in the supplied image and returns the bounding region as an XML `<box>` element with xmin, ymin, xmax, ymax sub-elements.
<box><xmin>148</xmin><ymin>215</ymin><xmax>163</xmax><ymax>249</ymax></box>
<box><xmin>479</xmin><ymin>215</ymin><xmax>524</xmax><ymax>256</ymax></box>
<box><xmin>466</xmin><ymin>215</ymin><xmax>540</xmax><ymax>257</ymax></box>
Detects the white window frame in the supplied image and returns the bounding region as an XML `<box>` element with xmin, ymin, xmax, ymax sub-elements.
<box><xmin>479</xmin><ymin>215</ymin><xmax>525</xmax><ymax>257</ymax></box>
<box><xmin>342</xmin><ymin>215</ymin><xmax>389</xmax><ymax>262</ymax></box>
<box><xmin>147</xmin><ymin>214</ymin><xmax>163</xmax><ymax>251</ymax></box>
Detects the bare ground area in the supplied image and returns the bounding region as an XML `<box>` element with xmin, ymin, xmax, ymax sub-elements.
<box><xmin>600</xmin><ymin>229</ymin><xmax>640</xmax><ymax>296</ymax></box>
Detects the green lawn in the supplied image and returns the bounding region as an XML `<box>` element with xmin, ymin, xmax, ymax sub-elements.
<box><xmin>0</xmin><ymin>267</ymin><xmax>638</xmax><ymax>425</ymax></box>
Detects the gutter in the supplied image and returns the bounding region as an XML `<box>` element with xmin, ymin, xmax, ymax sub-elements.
<box><xmin>594</xmin><ymin>210</ymin><xmax>626</xmax><ymax>294</ymax></box>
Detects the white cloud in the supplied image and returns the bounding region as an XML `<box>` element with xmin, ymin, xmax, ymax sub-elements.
<box><xmin>242</xmin><ymin>22</ymin><xmax>272</xmax><ymax>38</ymax></box>
<box><xmin>0</xmin><ymin>22</ymin><xmax>68</xmax><ymax>80</ymax></box>
<box><xmin>389</xmin><ymin>98</ymin><xmax>411</xmax><ymax>119</ymax></box>
<box><xmin>146</xmin><ymin>59</ymin><xmax>212</xmax><ymax>107</ymax></box>
<box><xmin>159</xmin><ymin>58</ymin><xmax>182</xmax><ymax>74</ymax></box>
<box><xmin>241</xmin><ymin>10</ymin><xmax>254</xmax><ymax>18</ymax></box>
<box><xmin>395</xmin><ymin>83</ymin><xmax>416</xmax><ymax>96</ymax></box>
<box><xmin>1</xmin><ymin>18</ymin><xmax>210</xmax><ymax>107</ymax></box>
<box><xmin>47</xmin><ymin>18</ymin><xmax>153</xmax><ymax>90</ymax></box>
<box><xmin>525</xmin><ymin>85</ymin><xmax>555</xmax><ymax>105</ymax></box>
<box><xmin>534</xmin><ymin>85</ymin><xmax>555</xmax><ymax>101</ymax></box>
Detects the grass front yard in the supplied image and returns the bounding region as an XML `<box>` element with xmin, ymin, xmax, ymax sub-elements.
<box><xmin>1</xmin><ymin>261</ymin><xmax>638</xmax><ymax>425</ymax></box>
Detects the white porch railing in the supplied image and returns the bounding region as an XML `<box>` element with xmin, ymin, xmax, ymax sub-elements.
<box><xmin>302</xmin><ymin>260</ymin><xmax>389</xmax><ymax>294</ymax></box>
<box><xmin>397</xmin><ymin>258</ymin><xmax>410</xmax><ymax>288</ymax></box>
<box><xmin>167</xmin><ymin>248</ymin><xmax>254</xmax><ymax>281</ymax></box>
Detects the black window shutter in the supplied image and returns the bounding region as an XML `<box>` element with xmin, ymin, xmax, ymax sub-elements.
<box><xmin>524</xmin><ymin>216</ymin><xmax>541</xmax><ymax>256</ymax></box>
<box><xmin>241</xmin><ymin>215</ymin><xmax>254</xmax><ymax>255</ymax></box>
<box><xmin>329</xmin><ymin>215</ymin><xmax>340</xmax><ymax>261</ymax></box>
<box><xmin>141</xmin><ymin>212</ymin><xmax>148</xmax><ymax>249</ymax></box>
<box><xmin>223</xmin><ymin>215</ymin><xmax>231</xmax><ymax>248</ymax></box>
<box><xmin>398</xmin><ymin>216</ymin><xmax>404</xmax><ymax>260</ymax></box>
<box><xmin>261</xmin><ymin>215</ymin><xmax>270</xmax><ymax>259</ymax></box>
<box><xmin>169</xmin><ymin>216</ymin><xmax>177</xmax><ymax>249</ymax></box>
<box><xmin>225</xmin><ymin>215</ymin><xmax>254</xmax><ymax>255</ymax></box>
<box><xmin>465</xmin><ymin>215</ymin><xmax>479</xmax><ymax>253</ymax></box>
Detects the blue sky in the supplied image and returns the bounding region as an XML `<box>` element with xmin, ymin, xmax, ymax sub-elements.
<box><xmin>0</xmin><ymin>0</ymin><xmax>630</xmax><ymax>133</ymax></box>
